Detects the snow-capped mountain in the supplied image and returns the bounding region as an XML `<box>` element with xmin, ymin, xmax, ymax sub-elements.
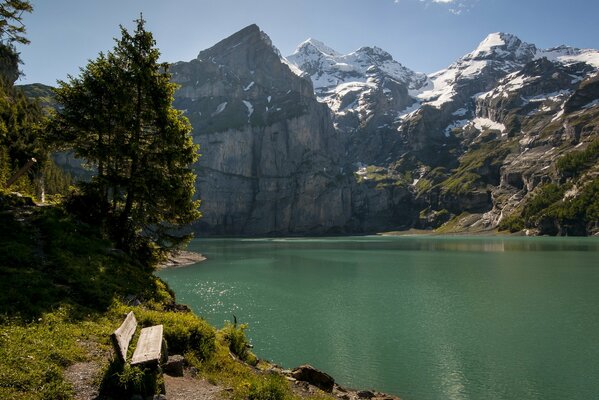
<box><xmin>415</xmin><ymin>33</ymin><xmax>536</xmax><ymax>109</ymax></box>
<box><xmin>286</xmin><ymin>39</ymin><xmax>428</xmax><ymax>129</ymax></box>
<box><xmin>286</xmin><ymin>31</ymin><xmax>599</xmax><ymax>234</ymax></box>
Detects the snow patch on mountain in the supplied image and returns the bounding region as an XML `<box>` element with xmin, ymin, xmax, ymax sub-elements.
<box><xmin>536</xmin><ymin>46</ymin><xmax>599</xmax><ymax>69</ymax></box>
<box><xmin>212</xmin><ymin>102</ymin><xmax>228</xmax><ymax>116</ymax></box>
<box><xmin>471</xmin><ymin>117</ymin><xmax>506</xmax><ymax>133</ymax></box>
<box><xmin>242</xmin><ymin>100</ymin><xmax>254</xmax><ymax>121</ymax></box>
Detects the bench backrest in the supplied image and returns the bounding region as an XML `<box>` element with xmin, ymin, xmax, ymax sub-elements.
<box><xmin>111</xmin><ymin>311</ymin><xmax>137</xmax><ymax>363</ymax></box>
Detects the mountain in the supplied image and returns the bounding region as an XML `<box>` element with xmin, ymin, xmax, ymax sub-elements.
<box><xmin>285</xmin><ymin>32</ymin><xmax>599</xmax><ymax>235</ymax></box>
<box><xmin>170</xmin><ymin>25</ymin><xmax>353</xmax><ymax>235</ymax></box>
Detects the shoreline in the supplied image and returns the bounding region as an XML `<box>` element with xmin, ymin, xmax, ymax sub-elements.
<box><xmin>158</xmin><ymin>250</ymin><xmax>206</xmax><ymax>269</ymax></box>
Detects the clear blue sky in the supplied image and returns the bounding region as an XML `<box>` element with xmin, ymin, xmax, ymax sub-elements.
<box><xmin>17</xmin><ymin>0</ymin><xmax>599</xmax><ymax>85</ymax></box>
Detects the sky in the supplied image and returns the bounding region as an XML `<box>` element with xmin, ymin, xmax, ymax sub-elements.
<box><xmin>16</xmin><ymin>0</ymin><xmax>599</xmax><ymax>85</ymax></box>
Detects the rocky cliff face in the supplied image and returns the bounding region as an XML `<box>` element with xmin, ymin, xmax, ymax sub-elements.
<box><xmin>171</xmin><ymin>25</ymin><xmax>352</xmax><ymax>235</ymax></box>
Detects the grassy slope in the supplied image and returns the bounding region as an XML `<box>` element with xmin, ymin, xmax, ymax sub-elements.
<box><xmin>0</xmin><ymin>197</ymin><xmax>330</xmax><ymax>400</ymax></box>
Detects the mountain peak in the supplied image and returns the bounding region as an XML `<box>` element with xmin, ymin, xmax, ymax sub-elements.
<box><xmin>354</xmin><ymin>46</ymin><xmax>393</xmax><ymax>62</ymax></box>
<box><xmin>197</xmin><ymin>24</ymin><xmax>277</xmax><ymax>60</ymax></box>
<box><xmin>294</xmin><ymin>38</ymin><xmax>341</xmax><ymax>57</ymax></box>
<box><xmin>464</xmin><ymin>32</ymin><xmax>536</xmax><ymax>63</ymax></box>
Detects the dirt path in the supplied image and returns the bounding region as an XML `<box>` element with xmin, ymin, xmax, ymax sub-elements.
<box><xmin>164</xmin><ymin>373</ymin><xmax>224</xmax><ymax>400</ymax></box>
<box><xmin>65</xmin><ymin>353</ymin><xmax>225</xmax><ymax>400</ymax></box>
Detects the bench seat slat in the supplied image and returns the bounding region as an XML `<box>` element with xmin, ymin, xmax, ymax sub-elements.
<box><xmin>131</xmin><ymin>325</ymin><xmax>163</xmax><ymax>365</ymax></box>
<box><xmin>111</xmin><ymin>311</ymin><xmax>137</xmax><ymax>363</ymax></box>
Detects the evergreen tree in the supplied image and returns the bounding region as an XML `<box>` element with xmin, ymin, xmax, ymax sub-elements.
<box><xmin>52</xmin><ymin>16</ymin><xmax>200</xmax><ymax>260</ymax></box>
<box><xmin>0</xmin><ymin>0</ymin><xmax>33</xmax><ymax>82</ymax></box>
<box><xmin>0</xmin><ymin>0</ymin><xmax>32</xmax><ymax>45</ymax></box>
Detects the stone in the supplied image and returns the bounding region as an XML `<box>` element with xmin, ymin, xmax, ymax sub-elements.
<box><xmin>291</xmin><ymin>364</ymin><xmax>335</xmax><ymax>393</ymax></box>
<box><xmin>162</xmin><ymin>355</ymin><xmax>185</xmax><ymax>377</ymax></box>
<box><xmin>357</xmin><ymin>390</ymin><xmax>375</xmax><ymax>399</ymax></box>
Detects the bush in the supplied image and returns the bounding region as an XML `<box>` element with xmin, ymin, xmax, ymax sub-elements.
<box><xmin>222</xmin><ymin>321</ymin><xmax>258</xmax><ymax>366</ymax></box>
<box><xmin>248</xmin><ymin>373</ymin><xmax>288</xmax><ymax>400</ymax></box>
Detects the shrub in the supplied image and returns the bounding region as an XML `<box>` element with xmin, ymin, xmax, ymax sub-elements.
<box><xmin>248</xmin><ymin>373</ymin><xmax>288</xmax><ymax>400</ymax></box>
<box><xmin>222</xmin><ymin>321</ymin><xmax>258</xmax><ymax>366</ymax></box>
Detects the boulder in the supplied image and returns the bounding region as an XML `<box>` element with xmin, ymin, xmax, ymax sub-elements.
<box><xmin>357</xmin><ymin>390</ymin><xmax>375</xmax><ymax>399</ymax></box>
<box><xmin>291</xmin><ymin>364</ymin><xmax>335</xmax><ymax>393</ymax></box>
<box><xmin>162</xmin><ymin>355</ymin><xmax>185</xmax><ymax>377</ymax></box>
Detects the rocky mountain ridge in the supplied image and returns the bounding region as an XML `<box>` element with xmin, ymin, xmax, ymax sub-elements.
<box><xmin>284</xmin><ymin>31</ymin><xmax>599</xmax><ymax>235</ymax></box>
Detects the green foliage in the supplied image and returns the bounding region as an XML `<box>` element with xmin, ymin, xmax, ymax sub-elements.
<box><xmin>99</xmin><ymin>361</ymin><xmax>162</xmax><ymax>398</ymax></box>
<box><xmin>521</xmin><ymin>183</ymin><xmax>565</xmax><ymax>223</ymax></box>
<box><xmin>0</xmin><ymin>78</ymin><xmax>46</xmax><ymax>172</ymax></box>
<box><xmin>223</xmin><ymin>321</ymin><xmax>258</xmax><ymax>366</ymax></box>
<box><xmin>354</xmin><ymin>165</ymin><xmax>410</xmax><ymax>189</ymax></box>
<box><xmin>248</xmin><ymin>373</ymin><xmax>288</xmax><ymax>400</ymax></box>
<box><xmin>556</xmin><ymin>140</ymin><xmax>599</xmax><ymax>178</ymax></box>
<box><xmin>500</xmin><ymin>179</ymin><xmax>599</xmax><ymax>235</ymax></box>
<box><xmin>16</xmin><ymin>83</ymin><xmax>57</xmax><ymax>111</ymax></box>
<box><xmin>439</xmin><ymin>142</ymin><xmax>512</xmax><ymax>195</ymax></box>
<box><xmin>497</xmin><ymin>212</ymin><xmax>525</xmax><ymax>233</ymax></box>
<box><xmin>548</xmin><ymin>179</ymin><xmax>599</xmax><ymax>226</ymax></box>
<box><xmin>51</xmin><ymin>16</ymin><xmax>200</xmax><ymax>261</ymax></box>
<box><xmin>187</xmin><ymin>327</ymin><xmax>305</xmax><ymax>400</ymax></box>
<box><xmin>40</xmin><ymin>158</ymin><xmax>72</xmax><ymax>198</ymax></box>
<box><xmin>0</xmin><ymin>0</ymin><xmax>33</xmax><ymax>45</ymax></box>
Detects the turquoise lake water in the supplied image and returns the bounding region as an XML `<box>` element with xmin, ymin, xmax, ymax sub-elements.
<box><xmin>156</xmin><ymin>236</ymin><xmax>599</xmax><ymax>400</ymax></box>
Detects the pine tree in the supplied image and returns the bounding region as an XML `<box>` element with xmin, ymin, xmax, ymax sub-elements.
<box><xmin>0</xmin><ymin>0</ymin><xmax>33</xmax><ymax>45</ymax></box>
<box><xmin>52</xmin><ymin>16</ymin><xmax>200</xmax><ymax>260</ymax></box>
<box><xmin>0</xmin><ymin>0</ymin><xmax>33</xmax><ymax>82</ymax></box>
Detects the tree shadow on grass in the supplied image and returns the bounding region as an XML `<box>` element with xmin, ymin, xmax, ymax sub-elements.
<box><xmin>0</xmin><ymin>205</ymin><xmax>161</xmax><ymax>321</ymax></box>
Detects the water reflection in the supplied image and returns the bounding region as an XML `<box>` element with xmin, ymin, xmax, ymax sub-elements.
<box><xmin>232</xmin><ymin>235</ymin><xmax>599</xmax><ymax>253</ymax></box>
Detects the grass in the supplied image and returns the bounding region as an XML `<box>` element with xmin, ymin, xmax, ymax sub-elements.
<box><xmin>438</xmin><ymin>142</ymin><xmax>512</xmax><ymax>195</ymax></box>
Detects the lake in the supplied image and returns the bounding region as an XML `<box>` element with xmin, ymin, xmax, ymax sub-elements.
<box><xmin>156</xmin><ymin>236</ymin><xmax>599</xmax><ymax>400</ymax></box>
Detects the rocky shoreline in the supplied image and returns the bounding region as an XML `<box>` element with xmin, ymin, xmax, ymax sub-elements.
<box><xmin>158</xmin><ymin>250</ymin><xmax>206</xmax><ymax>269</ymax></box>
<box><xmin>269</xmin><ymin>364</ymin><xmax>401</xmax><ymax>400</ymax></box>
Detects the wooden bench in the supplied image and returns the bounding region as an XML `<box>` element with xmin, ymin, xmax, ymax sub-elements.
<box><xmin>111</xmin><ymin>311</ymin><xmax>166</xmax><ymax>366</ymax></box>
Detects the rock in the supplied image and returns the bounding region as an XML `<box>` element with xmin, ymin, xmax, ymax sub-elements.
<box><xmin>291</xmin><ymin>364</ymin><xmax>335</xmax><ymax>393</ymax></box>
<box><xmin>163</xmin><ymin>355</ymin><xmax>185</xmax><ymax>377</ymax></box>
<box><xmin>357</xmin><ymin>390</ymin><xmax>375</xmax><ymax>399</ymax></box>
<box><xmin>147</xmin><ymin>395</ymin><xmax>167</xmax><ymax>400</ymax></box>
<box><xmin>171</xmin><ymin>24</ymin><xmax>352</xmax><ymax>236</ymax></box>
